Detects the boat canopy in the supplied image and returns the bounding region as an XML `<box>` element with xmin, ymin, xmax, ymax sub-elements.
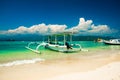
<box><xmin>46</xmin><ymin>30</ymin><xmax>78</xmax><ymax>45</ymax></box>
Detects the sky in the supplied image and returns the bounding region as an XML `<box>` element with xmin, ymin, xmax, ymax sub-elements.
<box><xmin>0</xmin><ymin>0</ymin><xmax>120</xmax><ymax>40</ymax></box>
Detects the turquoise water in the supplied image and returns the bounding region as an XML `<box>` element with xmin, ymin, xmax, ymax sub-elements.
<box><xmin>0</xmin><ymin>41</ymin><xmax>104</xmax><ymax>54</ymax></box>
<box><xmin>0</xmin><ymin>41</ymin><xmax>119</xmax><ymax>64</ymax></box>
<box><xmin>0</xmin><ymin>41</ymin><xmax>27</xmax><ymax>53</ymax></box>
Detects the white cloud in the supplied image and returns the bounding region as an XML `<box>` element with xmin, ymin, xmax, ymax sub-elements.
<box><xmin>69</xmin><ymin>18</ymin><xmax>93</xmax><ymax>32</ymax></box>
<box><xmin>0</xmin><ymin>18</ymin><xmax>116</xmax><ymax>36</ymax></box>
<box><xmin>67</xmin><ymin>18</ymin><xmax>114</xmax><ymax>35</ymax></box>
<box><xmin>8</xmin><ymin>26</ymin><xmax>28</xmax><ymax>34</ymax></box>
<box><xmin>0</xmin><ymin>23</ymin><xmax>67</xmax><ymax>35</ymax></box>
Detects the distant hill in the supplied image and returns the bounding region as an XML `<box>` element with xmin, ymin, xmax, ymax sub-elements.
<box><xmin>0</xmin><ymin>34</ymin><xmax>116</xmax><ymax>41</ymax></box>
<box><xmin>72</xmin><ymin>35</ymin><xmax>115</xmax><ymax>41</ymax></box>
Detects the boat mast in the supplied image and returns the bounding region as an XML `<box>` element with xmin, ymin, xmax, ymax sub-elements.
<box><xmin>48</xmin><ymin>36</ymin><xmax>50</xmax><ymax>43</ymax></box>
<box><xmin>55</xmin><ymin>35</ymin><xmax>57</xmax><ymax>45</ymax></box>
<box><xmin>48</xmin><ymin>35</ymin><xmax>51</xmax><ymax>43</ymax></box>
<box><xmin>64</xmin><ymin>34</ymin><xmax>66</xmax><ymax>46</ymax></box>
<box><xmin>70</xmin><ymin>34</ymin><xmax>72</xmax><ymax>43</ymax></box>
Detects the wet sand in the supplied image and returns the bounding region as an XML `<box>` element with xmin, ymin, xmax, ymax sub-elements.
<box><xmin>0</xmin><ymin>49</ymin><xmax>120</xmax><ymax>80</ymax></box>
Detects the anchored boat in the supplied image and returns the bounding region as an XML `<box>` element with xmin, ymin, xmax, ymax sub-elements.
<box><xmin>25</xmin><ymin>31</ymin><xmax>87</xmax><ymax>53</ymax></box>
<box><xmin>104</xmin><ymin>39</ymin><xmax>120</xmax><ymax>45</ymax></box>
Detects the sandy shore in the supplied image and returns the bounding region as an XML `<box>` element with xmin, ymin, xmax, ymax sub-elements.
<box><xmin>0</xmin><ymin>49</ymin><xmax>120</xmax><ymax>80</ymax></box>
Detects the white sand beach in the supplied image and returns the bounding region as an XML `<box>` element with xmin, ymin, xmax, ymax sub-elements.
<box><xmin>0</xmin><ymin>49</ymin><xmax>120</xmax><ymax>80</ymax></box>
<box><xmin>45</xmin><ymin>62</ymin><xmax>120</xmax><ymax>80</ymax></box>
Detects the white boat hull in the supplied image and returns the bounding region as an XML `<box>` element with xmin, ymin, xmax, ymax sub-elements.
<box><xmin>104</xmin><ymin>39</ymin><xmax>120</xmax><ymax>45</ymax></box>
<box><xmin>45</xmin><ymin>43</ymin><xmax>81</xmax><ymax>53</ymax></box>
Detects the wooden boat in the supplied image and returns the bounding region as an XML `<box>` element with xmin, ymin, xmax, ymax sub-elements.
<box><xmin>44</xmin><ymin>31</ymin><xmax>82</xmax><ymax>53</ymax></box>
<box><xmin>25</xmin><ymin>31</ymin><xmax>87</xmax><ymax>53</ymax></box>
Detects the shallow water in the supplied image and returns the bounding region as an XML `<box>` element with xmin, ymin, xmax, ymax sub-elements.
<box><xmin>0</xmin><ymin>41</ymin><xmax>119</xmax><ymax>64</ymax></box>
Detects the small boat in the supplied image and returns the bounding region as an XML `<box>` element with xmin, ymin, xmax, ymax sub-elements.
<box><xmin>25</xmin><ymin>31</ymin><xmax>87</xmax><ymax>53</ymax></box>
<box><xmin>104</xmin><ymin>39</ymin><xmax>120</xmax><ymax>45</ymax></box>
<box><xmin>94</xmin><ymin>38</ymin><xmax>104</xmax><ymax>42</ymax></box>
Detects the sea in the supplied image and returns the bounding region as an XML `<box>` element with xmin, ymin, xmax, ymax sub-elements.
<box><xmin>0</xmin><ymin>41</ymin><xmax>120</xmax><ymax>66</ymax></box>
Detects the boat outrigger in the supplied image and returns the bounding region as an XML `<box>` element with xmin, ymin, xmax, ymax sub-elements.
<box><xmin>25</xmin><ymin>31</ymin><xmax>87</xmax><ymax>53</ymax></box>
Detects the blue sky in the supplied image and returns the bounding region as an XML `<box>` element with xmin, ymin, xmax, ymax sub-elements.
<box><xmin>0</xmin><ymin>0</ymin><xmax>120</xmax><ymax>39</ymax></box>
